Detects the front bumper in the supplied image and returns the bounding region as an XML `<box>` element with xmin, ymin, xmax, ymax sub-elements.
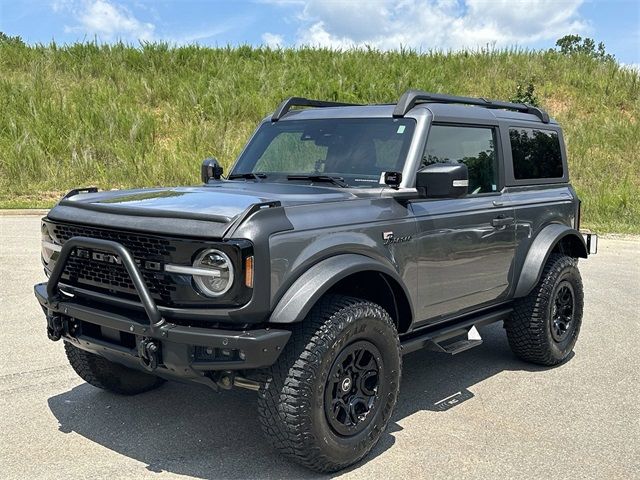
<box><xmin>34</xmin><ymin>236</ymin><xmax>290</xmax><ymax>387</ymax></box>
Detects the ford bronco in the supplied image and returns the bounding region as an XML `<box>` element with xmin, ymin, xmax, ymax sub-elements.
<box><xmin>35</xmin><ymin>90</ymin><xmax>597</xmax><ymax>472</ymax></box>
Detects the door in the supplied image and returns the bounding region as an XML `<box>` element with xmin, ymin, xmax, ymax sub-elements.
<box><xmin>410</xmin><ymin>124</ymin><xmax>516</xmax><ymax>324</ymax></box>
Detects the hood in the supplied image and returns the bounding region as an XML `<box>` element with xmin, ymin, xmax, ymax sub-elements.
<box><xmin>47</xmin><ymin>182</ymin><xmax>358</xmax><ymax>238</ymax></box>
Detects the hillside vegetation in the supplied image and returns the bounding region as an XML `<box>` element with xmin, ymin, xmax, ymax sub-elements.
<box><xmin>0</xmin><ymin>40</ymin><xmax>638</xmax><ymax>232</ymax></box>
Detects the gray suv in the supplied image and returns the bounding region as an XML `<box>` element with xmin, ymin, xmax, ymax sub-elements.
<box><xmin>35</xmin><ymin>90</ymin><xmax>597</xmax><ymax>472</ymax></box>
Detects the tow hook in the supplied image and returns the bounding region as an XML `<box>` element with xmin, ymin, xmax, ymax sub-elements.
<box><xmin>138</xmin><ymin>338</ymin><xmax>160</xmax><ymax>371</ymax></box>
<box><xmin>46</xmin><ymin>314</ymin><xmax>65</xmax><ymax>341</ymax></box>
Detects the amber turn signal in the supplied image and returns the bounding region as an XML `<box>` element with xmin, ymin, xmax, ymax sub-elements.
<box><xmin>244</xmin><ymin>256</ymin><xmax>254</xmax><ymax>288</ymax></box>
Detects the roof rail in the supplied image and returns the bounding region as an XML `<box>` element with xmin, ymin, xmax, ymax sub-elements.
<box><xmin>392</xmin><ymin>89</ymin><xmax>550</xmax><ymax>123</ymax></box>
<box><xmin>271</xmin><ymin>97</ymin><xmax>360</xmax><ymax>122</ymax></box>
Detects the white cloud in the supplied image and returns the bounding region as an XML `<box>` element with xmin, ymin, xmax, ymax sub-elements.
<box><xmin>51</xmin><ymin>0</ymin><xmax>73</xmax><ymax>12</ymax></box>
<box><xmin>58</xmin><ymin>0</ymin><xmax>155</xmax><ymax>42</ymax></box>
<box><xmin>262</xmin><ymin>32</ymin><xmax>285</xmax><ymax>48</ymax></box>
<box><xmin>300</xmin><ymin>0</ymin><xmax>390</xmax><ymax>42</ymax></box>
<box><xmin>281</xmin><ymin>0</ymin><xmax>588</xmax><ymax>51</ymax></box>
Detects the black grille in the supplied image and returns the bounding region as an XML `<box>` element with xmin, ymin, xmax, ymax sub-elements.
<box><xmin>52</xmin><ymin>223</ymin><xmax>174</xmax><ymax>258</ymax></box>
<box><xmin>52</xmin><ymin>223</ymin><xmax>178</xmax><ymax>304</ymax></box>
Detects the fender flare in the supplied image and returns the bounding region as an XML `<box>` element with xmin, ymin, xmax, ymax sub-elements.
<box><xmin>269</xmin><ymin>253</ymin><xmax>412</xmax><ymax>324</ymax></box>
<box><xmin>513</xmin><ymin>223</ymin><xmax>587</xmax><ymax>298</ymax></box>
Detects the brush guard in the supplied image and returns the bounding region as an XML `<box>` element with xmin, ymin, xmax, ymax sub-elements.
<box><xmin>45</xmin><ymin>236</ymin><xmax>166</xmax><ymax>371</ymax></box>
<box><xmin>36</xmin><ymin>236</ymin><xmax>291</xmax><ymax>379</ymax></box>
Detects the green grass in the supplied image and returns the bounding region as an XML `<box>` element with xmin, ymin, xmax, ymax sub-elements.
<box><xmin>0</xmin><ymin>41</ymin><xmax>638</xmax><ymax>232</ymax></box>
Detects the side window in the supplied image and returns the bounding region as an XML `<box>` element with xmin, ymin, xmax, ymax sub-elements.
<box><xmin>509</xmin><ymin>128</ymin><xmax>563</xmax><ymax>179</ymax></box>
<box><xmin>422</xmin><ymin>125</ymin><xmax>498</xmax><ymax>194</ymax></box>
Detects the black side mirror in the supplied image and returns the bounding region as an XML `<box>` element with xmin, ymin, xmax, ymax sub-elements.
<box><xmin>416</xmin><ymin>163</ymin><xmax>468</xmax><ymax>198</ymax></box>
<box><xmin>201</xmin><ymin>158</ymin><xmax>224</xmax><ymax>183</ymax></box>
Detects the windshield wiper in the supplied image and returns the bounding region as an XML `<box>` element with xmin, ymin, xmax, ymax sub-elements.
<box><xmin>228</xmin><ymin>172</ymin><xmax>268</xmax><ymax>180</ymax></box>
<box><xmin>286</xmin><ymin>175</ymin><xmax>349</xmax><ymax>188</ymax></box>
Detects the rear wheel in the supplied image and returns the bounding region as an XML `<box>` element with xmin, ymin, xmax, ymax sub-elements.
<box><xmin>506</xmin><ymin>253</ymin><xmax>584</xmax><ymax>365</ymax></box>
<box><xmin>65</xmin><ymin>342</ymin><xmax>165</xmax><ymax>395</ymax></box>
<box><xmin>258</xmin><ymin>295</ymin><xmax>401</xmax><ymax>472</ymax></box>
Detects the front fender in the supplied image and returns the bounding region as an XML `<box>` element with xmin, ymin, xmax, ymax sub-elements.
<box><xmin>514</xmin><ymin>223</ymin><xmax>587</xmax><ymax>298</ymax></box>
<box><xmin>269</xmin><ymin>253</ymin><xmax>410</xmax><ymax>324</ymax></box>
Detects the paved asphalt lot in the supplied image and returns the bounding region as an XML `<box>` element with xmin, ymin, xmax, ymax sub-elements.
<box><xmin>1</xmin><ymin>214</ymin><xmax>638</xmax><ymax>479</ymax></box>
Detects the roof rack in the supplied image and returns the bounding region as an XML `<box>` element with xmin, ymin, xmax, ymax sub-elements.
<box><xmin>392</xmin><ymin>89</ymin><xmax>550</xmax><ymax>123</ymax></box>
<box><xmin>271</xmin><ymin>97</ymin><xmax>360</xmax><ymax>122</ymax></box>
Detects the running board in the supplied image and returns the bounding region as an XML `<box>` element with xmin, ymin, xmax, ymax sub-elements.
<box><xmin>433</xmin><ymin>326</ymin><xmax>483</xmax><ymax>355</ymax></box>
<box><xmin>400</xmin><ymin>307</ymin><xmax>512</xmax><ymax>356</ymax></box>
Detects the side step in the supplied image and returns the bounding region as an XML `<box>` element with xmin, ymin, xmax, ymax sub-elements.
<box><xmin>433</xmin><ymin>326</ymin><xmax>483</xmax><ymax>355</ymax></box>
<box><xmin>401</xmin><ymin>307</ymin><xmax>512</xmax><ymax>356</ymax></box>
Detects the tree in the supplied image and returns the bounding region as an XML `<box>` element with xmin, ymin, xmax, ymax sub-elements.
<box><xmin>510</xmin><ymin>81</ymin><xmax>539</xmax><ymax>106</ymax></box>
<box><xmin>555</xmin><ymin>34</ymin><xmax>614</xmax><ymax>61</ymax></box>
<box><xmin>0</xmin><ymin>32</ymin><xmax>25</xmax><ymax>45</ymax></box>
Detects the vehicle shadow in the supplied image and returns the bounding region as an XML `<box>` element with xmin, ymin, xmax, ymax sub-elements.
<box><xmin>47</xmin><ymin>323</ymin><xmax>561</xmax><ymax>479</ymax></box>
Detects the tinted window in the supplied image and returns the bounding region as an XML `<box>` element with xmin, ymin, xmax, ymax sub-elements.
<box><xmin>423</xmin><ymin>125</ymin><xmax>498</xmax><ymax>194</ymax></box>
<box><xmin>233</xmin><ymin>118</ymin><xmax>416</xmax><ymax>188</ymax></box>
<box><xmin>255</xmin><ymin>132</ymin><xmax>327</xmax><ymax>172</ymax></box>
<box><xmin>509</xmin><ymin>128</ymin><xmax>563</xmax><ymax>179</ymax></box>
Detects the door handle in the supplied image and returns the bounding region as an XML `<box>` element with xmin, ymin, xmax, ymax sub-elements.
<box><xmin>491</xmin><ymin>216</ymin><xmax>515</xmax><ymax>227</ymax></box>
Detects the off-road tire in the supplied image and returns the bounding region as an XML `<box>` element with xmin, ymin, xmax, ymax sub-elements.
<box><xmin>258</xmin><ymin>295</ymin><xmax>401</xmax><ymax>473</ymax></box>
<box><xmin>64</xmin><ymin>342</ymin><xmax>165</xmax><ymax>395</ymax></box>
<box><xmin>506</xmin><ymin>253</ymin><xmax>584</xmax><ymax>366</ymax></box>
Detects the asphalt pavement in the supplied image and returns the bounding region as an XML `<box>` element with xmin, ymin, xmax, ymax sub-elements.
<box><xmin>1</xmin><ymin>214</ymin><xmax>638</xmax><ymax>479</ymax></box>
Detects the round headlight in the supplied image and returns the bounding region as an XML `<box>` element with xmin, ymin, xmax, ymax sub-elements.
<box><xmin>192</xmin><ymin>249</ymin><xmax>234</xmax><ymax>297</ymax></box>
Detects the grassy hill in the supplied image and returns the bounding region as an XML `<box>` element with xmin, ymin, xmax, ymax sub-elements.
<box><xmin>0</xmin><ymin>40</ymin><xmax>638</xmax><ymax>232</ymax></box>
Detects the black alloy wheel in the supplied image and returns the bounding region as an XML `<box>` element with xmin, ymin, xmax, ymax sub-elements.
<box><xmin>550</xmin><ymin>281</ymin><xmax>575</xmax><ymax>342</ymax></box>
<box><xmin>324</xmin><ymin>340</ymin><xmax>382</xmax><ymax>436</ymax></box>
<box><xmin>258</xmin><ymin>295</ymin><xmax>401</xmax><ymax>472</ymax></box>
<box><xmin>506</xmin><ymin>253</ymin><xmax>584</xmax><ymax>366</ymax></box>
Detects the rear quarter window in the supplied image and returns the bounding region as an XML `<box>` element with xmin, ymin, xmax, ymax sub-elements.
<box><xmin>509</xmin><ymin>128</ymin><xmax>564</xmax><ymax>180</ymax></box>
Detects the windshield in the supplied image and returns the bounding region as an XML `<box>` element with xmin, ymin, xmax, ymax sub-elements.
<box><xmin>231</xmin><ymin>118</ymin><xmax>416</xmax><ymax>188</ymax></box>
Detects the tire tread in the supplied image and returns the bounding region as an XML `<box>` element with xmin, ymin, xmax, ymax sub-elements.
<box><xmin>257</xmin><ymin>295</ymin><xmax>400</xmax><ymax>472</ymax></box>
<box><xmin>506</xmin><ymin>253</ymin><xmax>583</xmax><ymax>366</ymax></box>
<box><xmin>65</xmin><ymin>342</ymin><xmax>165</xmax><ymax>395</ymax></box>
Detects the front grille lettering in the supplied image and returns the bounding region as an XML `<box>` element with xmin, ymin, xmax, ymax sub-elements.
<box><xmin>73</xmin><ymin>248</ymin><xmax>160</xmax><ymax>271</ymax></box>
<box><xmin>92</xmin><ymin>252</ymin><xmax>122</xmax><ymax>265</ymax></box>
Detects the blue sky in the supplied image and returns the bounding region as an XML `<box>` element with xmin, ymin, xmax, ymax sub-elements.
<box><xmin>1</xmin><ymin>0</ymin><xmax>638</xmax><ymax>65</ymax></box>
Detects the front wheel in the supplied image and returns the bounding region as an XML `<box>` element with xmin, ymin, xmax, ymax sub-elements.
<box><xmin>506</xmin><ymin>253</ymin><xmax>584</xmax><ymax>366</ymax></box>
<box><xmin>65</xmin><ymin>342</ymin><xmax>165</xmax><ymax>395</ymax></box>
<box><xmin>258</xmin><ymin>295</ymin><xmax>401</xmax><ymax>473</ymax></box>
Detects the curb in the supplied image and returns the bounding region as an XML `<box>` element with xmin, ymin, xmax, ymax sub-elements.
<box><xmin>0</xmin><ymin>209</ymin><xmax>49</xmax><ymax>216</ymax></box>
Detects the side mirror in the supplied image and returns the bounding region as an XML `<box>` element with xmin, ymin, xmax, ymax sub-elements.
<box><xmin>201</xmin><ymin>158</ymin><xmax>224</xmax><ymax>183</ymax></box>
<box><xmin>416</xmin><ymin>163</ymin><xmax>468</xmax><ymax>198</ymax></box>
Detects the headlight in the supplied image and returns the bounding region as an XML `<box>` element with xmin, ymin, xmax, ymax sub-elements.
<box><xmin>41</xmin><ymin>224</ymin><xmax>61</xmax><ymax>264</ymax></box>
<box><xmin>191</xmin><ymin>249</ymin><xmax>234</xmax><ymax>297</ymax></box>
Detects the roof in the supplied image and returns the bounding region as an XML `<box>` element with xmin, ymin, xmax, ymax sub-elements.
<box><xmin>278</xmin><ymin>103</ymin><xmax>556</xmax><ymax>125</ymax></box>
<box><xmin>272</xmin><ymin>90</ymin><xmax>556</xmax><ymax>125</ymax></box>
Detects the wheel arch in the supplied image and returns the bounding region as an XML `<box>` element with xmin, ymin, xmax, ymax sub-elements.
<box><xmin>268</xmin><ymin>254</ymin><xmax>414</xmax><ymax>333</ymax></box>
<box><xmin>514</xmin><ymin>223</ymin><xmax>587</xmax><ymax>298</ymax></box>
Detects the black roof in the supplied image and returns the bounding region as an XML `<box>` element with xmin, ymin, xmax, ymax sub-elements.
<box><xmin>271</xmin><ymin>89</ymin><xmax>550</xmax><ymax>124</ymax></box>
